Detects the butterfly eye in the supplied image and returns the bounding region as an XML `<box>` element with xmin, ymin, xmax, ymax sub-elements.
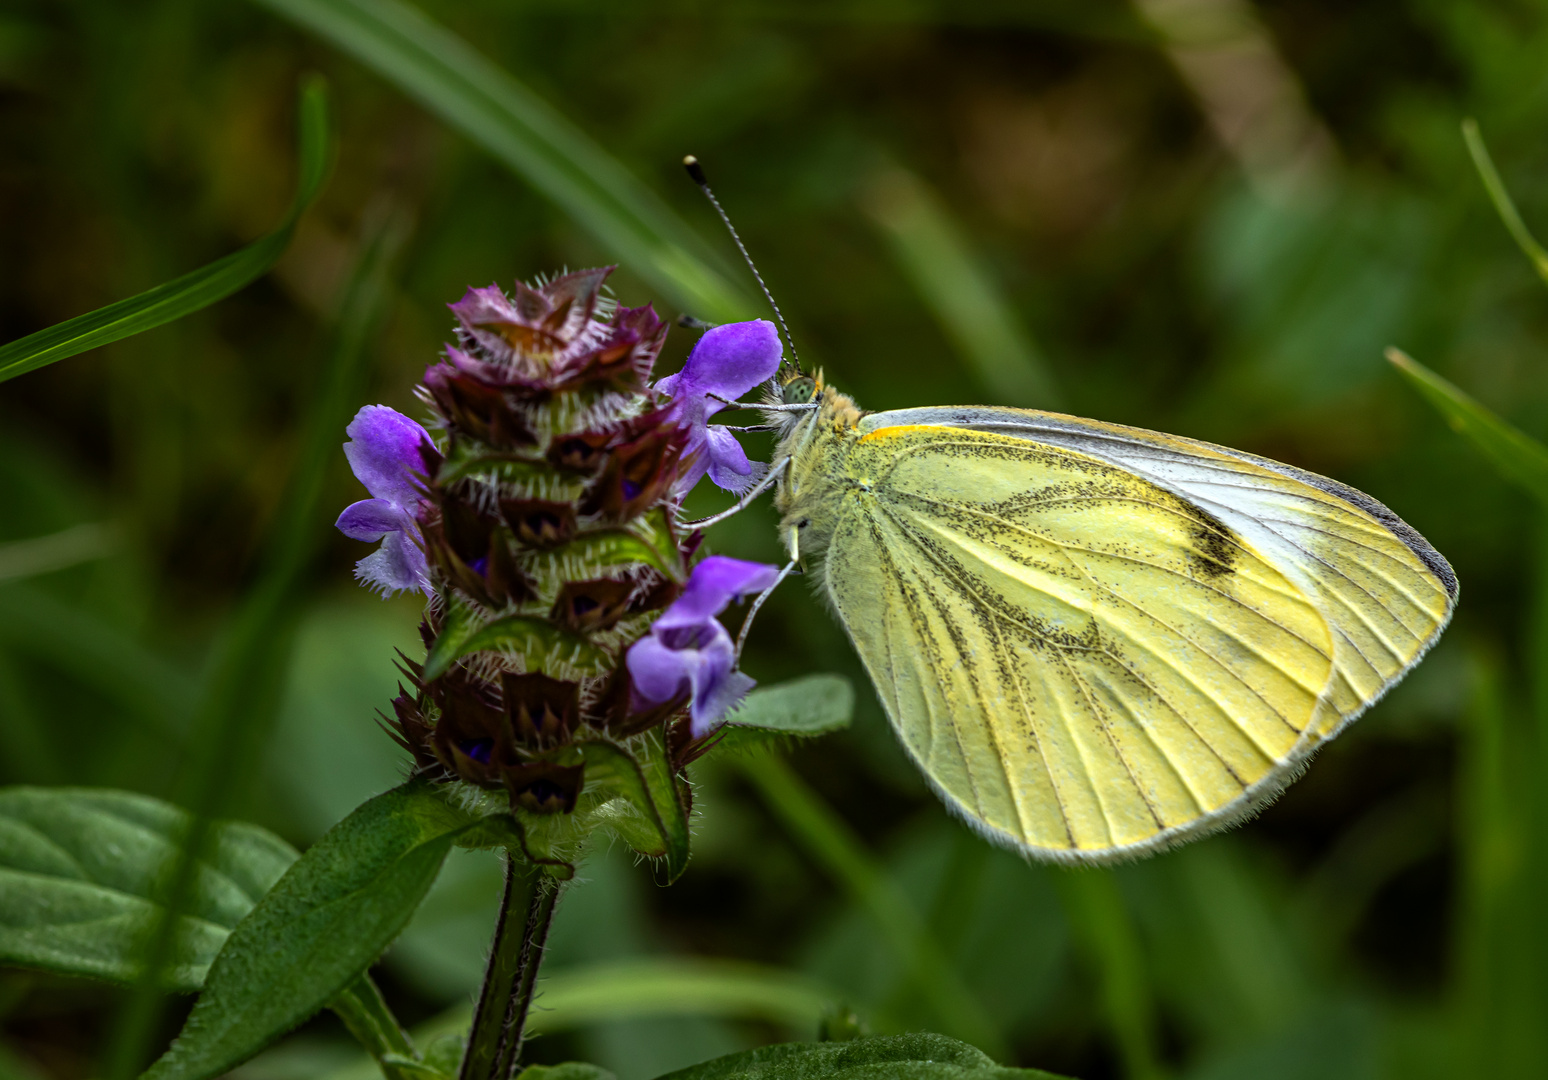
<box><xmin>782</xmin><ymin>376</ymin><xmax>816</xmax><ymax>405</ymax></box>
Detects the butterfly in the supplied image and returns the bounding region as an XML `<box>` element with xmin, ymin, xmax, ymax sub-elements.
<box><xmin>678</xmin><ymin>155</ymin><xmax>1456</xmax><ymax>863</ymax></box>
<box><xmin>756</xmin><ymin>371</ymin><xmax>1456</xmax><ymax>864</ymax></box>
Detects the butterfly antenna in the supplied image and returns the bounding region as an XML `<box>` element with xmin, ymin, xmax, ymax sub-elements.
<box><xmin>684</xmin><ymin>155</ymin><xmax>803</xmax><ymax>376</ymax></box>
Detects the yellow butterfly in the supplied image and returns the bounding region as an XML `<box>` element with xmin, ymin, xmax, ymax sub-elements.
<box><xmin>759</xmin><ymin>371</ymin><xmax>1456</xmax><ymax>864</ymax></box>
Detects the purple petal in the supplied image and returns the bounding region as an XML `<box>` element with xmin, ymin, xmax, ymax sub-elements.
<box><xmin>343</xmin><ymin>406</ymin><xmax>434</xmax><ymax>507</ymax></box>
<box><xmin>691</xmin><ymin>666</ymin><xmax>755</xmax><ymax>737</ymax></box>
<box><xmin>656</xmin><ymin>320</ymin><xmax>782</xmax><ymax>415</ymax></box>
<box><xmin>655</xmin><ymin>555</ymin><xmax>781</xmax><ymax>630</ymax></box>
<box><xmin>626</xmin><ymin>634</ymin><xmax>692</xmax><ymax>704</ymax></box>
<box><xmin>336</xmin><ymin>498</ymin><xmax>411</xmax><ymax>542</ymax></box>
<box><xmin>703</xmin><ymin>426</ymin><xmax>755</xmax><ymax>492</ymax></box>
<box><xmin>354</xmin><ymin>529</ymin><xmax>430</xmax><ymax>596</ymax></box>
<box><xmin>671</xmin><ymin>619</ymin><xmax>751</xmax><ymax>736</ymax></box>
<box><xmin>717</xmin><ymin>460</ymin><xmax>768</xmax><ymax>496</ymax></box>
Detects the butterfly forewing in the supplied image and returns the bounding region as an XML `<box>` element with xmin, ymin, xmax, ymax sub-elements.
<box><xmin>822</xmin><ymin>424</ymin><xmax>1341</xmax><ymax>860</ymax></box>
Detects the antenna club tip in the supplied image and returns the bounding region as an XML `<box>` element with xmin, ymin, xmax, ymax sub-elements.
<box><xmin>682</xmin><ymin>155</ymin><xmax>708</xmax><ymax>186</ymax></box>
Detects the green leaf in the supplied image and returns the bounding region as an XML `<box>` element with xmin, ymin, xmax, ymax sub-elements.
<box><xmin>249</xmin><ymin>0</ymin><xmax>753</xmax><ymax>321</ymax></box>
<box><xmin>462</xmin><ymin>616</ymin><xmax>610</xmax><ymax>678</ymax></box>
<box><xmin>329</xmin><ymin>976</ymin><xmax>418</xmax><ymax>1079</ymax></box>
<box><xmin>421</xmin><ymin>597</ymin><xmax>481</xmax><ymax>683</ymax></box>
<box><xmin>0</xmin><ymin>788</ymin><xmax>296</xmax><ymax>991</ymax></box>
<box><xmin>578</xmin><ymin>736</ymin><xmax>690</xmax><ymax>883</ymax></box>
<box><xmin>0</xmin><ymin>522</ymin><xmax>114</xmax><ymax>584</ymax></box>
<box><xmin>1387</xmin><ymin>347</ymin><xmax>1548</xmax><ymax>506</ymax></box>
<box><xmin>715</xmin><ymin>674</ymin><xmax>855</xmax><ymax>753</ymax></box>
<box><xmin>649</xmin><ymin>1033</ymin><xmax>1071</xmax><ymax>1080</ymax></box>
<box><xmin>517</xmin><ymin>1066</ymin><xmax>615</xmax><ymax>1080</ymax></box>
<box><xmin>0</xmin><ymin>77</ymin><xmax>333</xmax><ymax>385</ymax></box>
<box><xmin>142</xmin><ymin>780</ymin><xmax>485</xmax><ymax>1080</ymax></box>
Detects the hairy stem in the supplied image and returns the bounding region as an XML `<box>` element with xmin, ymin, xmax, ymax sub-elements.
<box><xmin>492</xmin><ymin>872</ymin><xmax>561</xmax><ymax>1078</ymax></box>
<box><xmin>461</xmin><ymin>855</ymin><xmax>562</xmax><ymax>1080</ymax></box>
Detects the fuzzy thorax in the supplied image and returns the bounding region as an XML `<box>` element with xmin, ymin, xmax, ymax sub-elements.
<box><xmin>769</xmin><ymin>377</ymin><xmax>866</xmax><ymax>576</ymax></box>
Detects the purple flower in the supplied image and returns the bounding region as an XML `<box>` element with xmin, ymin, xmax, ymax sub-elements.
<box><xmin>654</xmin><ymin>320</ymin><xmax>782</xmax><ymax>494</ymax></box>
<box><xmin>626</xmin><ymin>555</ymin><xmax>780</xmax><ymax>736</ymax></box>
<box><xmin>335</xmin><ymin>405</ymin><xmax>436</xmax><ymax>596</ymax></box>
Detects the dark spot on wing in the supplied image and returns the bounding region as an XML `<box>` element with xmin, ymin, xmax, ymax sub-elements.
<box><xmin>1183</xmin><ymin>504</ymin><xmax>1237</xmax><ymax>579</ymax></box>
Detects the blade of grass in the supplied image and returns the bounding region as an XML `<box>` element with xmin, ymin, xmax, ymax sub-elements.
<box><xmin>0</xmin><ymin>522</ymin><xmax>115</xmax><ymax>583</ymax></box>
<box><xmin>1386</xmin><ymin>347</ymin><xmax>1548</xmax><ymax>506</ymax></box>
<box><xmin>101</xmin><ymin>203</ymin><xmax>409</xmax><ymax>1079</ymax></box>
<box><xmin>1054</xmin><ymin>870</ymin><xmax>1165</xmax><ymax>1080</ymax></box>
<box><xmin>248</xmin><ymin>0</ymin><xmax>755</xmax><ymax>322</ymax></box>
<box><xmin>528</xmin><ymin>957</ymin><xmax>840</xmax><ymax>1034</ymax></box>
<box><xmin>0</xmin><ymin>78</ymin><xmax>331</xmax><ymax>385</ymax></box>
<box><xmin>739</xmin><ymin>754</ymin><xmax>1005</xmax><ymax>1060</ymax></box>
<box><xmin>861</xmin><ymin>164</ymin><xmax>1063</xmax><ymax>409</ymax></box>
<box><xmin>1455</xmin><ymin>647</ymin><xmax>1548</xmax><ymax>1077</ymax></box>
<box><xmin>1461</xmin><ymin>119</ymin><xmax>1548</xmax><ymax>287</ymax></box>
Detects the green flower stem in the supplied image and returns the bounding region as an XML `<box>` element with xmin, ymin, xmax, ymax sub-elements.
<box><xmin>492</xmin><ymin>874</ymin><xmax>560</xmax><ymax>1080</ymax></box>
<box><xmin>461</xmin><ymin>855</ymin><xmax>562</xmax><ymax>1080</ymax></box>
<box><xmin>331</xmin><ymin>975</ymin><xmax>419</xmax><ymax>1080</ymax></box>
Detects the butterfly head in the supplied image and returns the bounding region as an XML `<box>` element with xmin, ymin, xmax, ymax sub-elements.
<box><xmin>780</xmin><ymin>373</ymin><xmax>817</xmax><ymax>405</ymax></box>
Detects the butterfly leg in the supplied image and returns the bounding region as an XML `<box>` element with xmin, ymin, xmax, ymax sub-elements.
<box><xmin>735</xmin><ymin>558</ymin><xmax>800</xmax><ymax>662</ymax></box>
<box><xmin>707</xmin><ymin>391</ymin><xmax>819</xmax><ymax>414</ymax></box>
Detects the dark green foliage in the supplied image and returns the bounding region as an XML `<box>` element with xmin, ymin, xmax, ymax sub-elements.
<box><xmin>142</xmin><ymin>781</ymin><xmax>483</xmax><ymax>1080</ymax></box>
<box><xmin>0</xmin><ymin>788</ymin><xmax>295</xmax><ymax>990</ymax></box>
<box><xmin>653</xmin><ymin>1034</ymin><xmax>1069</xmax><ymax>1080</ymax></box>
<box><xmin>8</xmin><ymin>0</ymin><xmax>1548</xmax><ymax>1078</ymax></box>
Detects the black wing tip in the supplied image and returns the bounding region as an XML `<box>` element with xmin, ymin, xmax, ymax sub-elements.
<box><xmin>1281</xmin><ymin>467</ymin><xmax>1459</xmax><ymax>602</ymax></box>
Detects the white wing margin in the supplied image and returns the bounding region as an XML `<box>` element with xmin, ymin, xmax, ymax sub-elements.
<box><xmin>859</xmin><ymin>407</ymin><xmax>1458</xmax><ymax>754</ymax></box>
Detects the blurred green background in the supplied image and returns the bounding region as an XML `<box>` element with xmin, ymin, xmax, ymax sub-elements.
<box><xmin>2</xmin><ymin>0</ymin><xmax>1547</xmax><ymax>1077</ymax></box>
